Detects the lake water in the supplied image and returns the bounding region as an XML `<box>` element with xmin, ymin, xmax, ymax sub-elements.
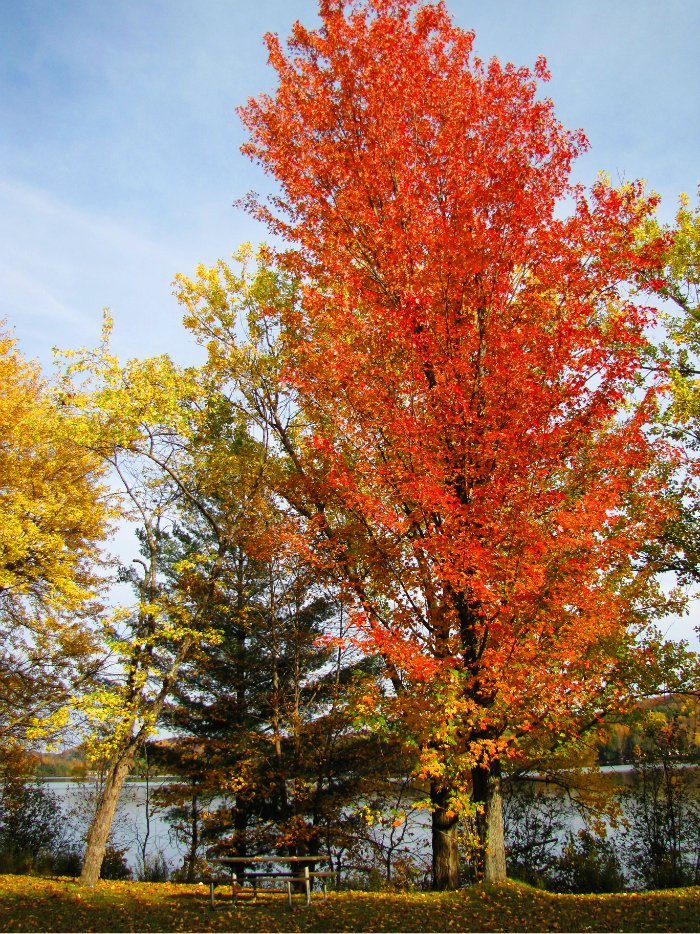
<box><xmin>45</xmin><ymin>778</ymin><xmax>438</xmax><ymax>878</ymax></box>
<box><xmin>46</xmin><ymin>780</ymin><xmax>184</xmax><ymax>875</ymax></box>
<box><xmin>44</xmin><ymin>773</ymin><xmax>631</xmax><ymax>879</ymax></box>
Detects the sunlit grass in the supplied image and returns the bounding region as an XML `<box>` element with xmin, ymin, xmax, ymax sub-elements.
<box><xmin>1</xmin><ymin>875</ymin><xmax>699</xmax><ymax>932</ymax></box>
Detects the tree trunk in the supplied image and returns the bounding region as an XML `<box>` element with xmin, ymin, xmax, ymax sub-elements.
<box><xmin>472</xmin><ymin>761</ymin><xmax>507</xmax><ymax>883</ymax></box>
<box><xmin>79</xmin><ymin>745</ymin><xmax>138</xmax><ymax>886</ymax></box>
<box><xmin>186</xmin><ymin>792</ymin><xmax>198</xmax><ymax>883</ymax></box>
<box><xmin>233</xmin><ymin>796</ymin><xmax>248</xmax><ymax>857</ymax></box>
<box><xmin>431</xmin><ymin>782</ymin><xmax>460</xmax><ymax>890</ymax></box>
<box><xmin>140</xmin><ymin>754</ymin><xmax>151</xmax><ymax>878</ymax></box>
<box><xmin>79</xmin><ymin>635</ymin><xmax>194</xmax><ymax>887</ymax></box>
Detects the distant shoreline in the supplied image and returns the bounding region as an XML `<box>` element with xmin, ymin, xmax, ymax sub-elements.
<box><xmin>36</xmin><ymin>775</ymin><xmax>178</xmax><ymax>783</ymax></box>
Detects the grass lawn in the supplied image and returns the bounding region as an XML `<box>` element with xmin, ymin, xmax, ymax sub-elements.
<box><xmin>0</xmin><ymin>875</ymin><xmax>699</xmax><ymax>933</ymax></box>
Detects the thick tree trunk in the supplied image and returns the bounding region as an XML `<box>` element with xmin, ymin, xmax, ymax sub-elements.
<box><xmin>79</xmin><ymin>746</ymin><xmax>138</xmax><ymax>886</ymax></box>
<box><xmin>431</xmin><ymin>782</ymin><xmax>460</xmax><ymax>890</ymax></box>
<box><xmin>472</xmin><ymin>761</ymin><xmax>507</xmax><ymax>883</ymax></box>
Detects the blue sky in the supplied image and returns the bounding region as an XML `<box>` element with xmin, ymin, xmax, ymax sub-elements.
<box><xmin>2</xmin><ymin>0</ymin><xmax>699</xmax><ymax>643</ymax></box>
<box><xmin>2</xmin><ymin>0</ymin><xmax>698</xmax><ymax>366</ymax></box>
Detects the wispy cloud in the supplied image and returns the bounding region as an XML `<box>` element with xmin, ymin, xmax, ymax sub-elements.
<box><xmin>0</xmin><ymin>175</ymin><xmax>197</xmax><ymax>365</ymax></box>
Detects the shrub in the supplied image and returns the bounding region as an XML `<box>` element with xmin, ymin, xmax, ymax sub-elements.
<box><xmin>0</xmin><ymin>783</ymin><xmax>66</xmax><ymax>859</ymax></box>
<box><xmin>100</xmin><ymin>846</ymin><xmax>132</xmax><ymax>880</ymax></box>
<box><xmin>623</xmin><ymin>714</ymin><xmax>700</xmax><ymax>890</ymax></box>
<box><xmin>51</xmin><ymin>849</ymin><xmax>83</xmax><ymax>878</ymax></box>
<box><xmin>551</xmin><ymin>830</ymin><xmax>626</xmax><ymax>894</ymax></box>
<box><xmin>0</xmin><ymin>780</ymin><xmax>83</xmax><ymax>877</ymax></box>
<box><xmin>138</xmin><ymin>852</ymin><xmax>170</xmax><ymax>883</ymax></box>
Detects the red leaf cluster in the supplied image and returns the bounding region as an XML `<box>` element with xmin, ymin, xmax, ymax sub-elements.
<box><xmin>239</xmin><ymin>0</ymin><xmax>671</xmax><ymax>750</ymax></box>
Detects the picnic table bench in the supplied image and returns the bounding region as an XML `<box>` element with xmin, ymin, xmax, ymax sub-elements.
<box><xmin>207</xmin><ymin>856</ymin><xmax>339</xmax><ymax>910</ymax></box>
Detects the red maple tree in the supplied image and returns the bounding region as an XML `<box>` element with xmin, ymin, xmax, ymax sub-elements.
<box><xmin>237</xmin><ymin>0</ymin><xmax>670</xmax><ymax>888</ymax></box>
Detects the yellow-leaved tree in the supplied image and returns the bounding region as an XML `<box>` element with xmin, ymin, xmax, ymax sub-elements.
<box><xmin>636</xmin><ymin>187</ymin><xmax>700</xmax><ymax>585</ymax></box>
<box><xmin>57</xmin><ymin>315</ymin><xmax>272</xmax><ymax>886</ymax></box>
<box><xmin>0</xmin><ymin>322</ymin><xmax>113</xmax><ymax>775</ymax></box>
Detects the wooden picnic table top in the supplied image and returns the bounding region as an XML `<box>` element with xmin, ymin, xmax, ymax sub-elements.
<box><xmin>210</xmin><ymin>856</ymin><xmax>331</xmax><ymax>864</ymax></box>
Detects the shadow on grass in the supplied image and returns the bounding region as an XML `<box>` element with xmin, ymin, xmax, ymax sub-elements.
<box><xmin>1</xmin><ymin>875</ymin><xmax>699</xmax><ymax>932</ymax></box>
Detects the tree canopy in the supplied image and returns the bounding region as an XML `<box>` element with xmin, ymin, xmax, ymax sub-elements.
<box><xmin>227</xmin><ymin>0</ymin><xmax>683</xmax><ymax>887</ymax></box>
<box><xmin>0</xmin><ymin>324</ymin><xmax>113</xmax><ymax>757</ymax></box>
<box><xmin>4</xmin><ymin>0</ymin><xmax>700</xmax><ymax>897</ymax></box>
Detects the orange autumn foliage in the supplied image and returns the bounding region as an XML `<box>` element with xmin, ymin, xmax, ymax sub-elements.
<box><xmin>235</xmin><ymin>0</ymin><xmax>676</xmax><ymax>886</ymax></box>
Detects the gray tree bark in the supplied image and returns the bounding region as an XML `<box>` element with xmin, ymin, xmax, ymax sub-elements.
<box><xmin>472</xmin><ymin>761</ymin><xmax>507</xmax><ymax>883</ymax></box>
<box><xmin>78</xmin><ymin>743</ymin><xmax>139</xmax><ymax>886</ymax></box>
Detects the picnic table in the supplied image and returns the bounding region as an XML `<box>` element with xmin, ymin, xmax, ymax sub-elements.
<box><xmin>207</xmin><ymin>855</ymin><xmax>338</xmax><ymax>910</ymax></box>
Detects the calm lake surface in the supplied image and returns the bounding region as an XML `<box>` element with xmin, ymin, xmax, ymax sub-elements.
<box><xmin>46</xmin><ymin>780</ymin><xmax>183</xmax><ymax>873</ymax></box>
<box><xmin>44</xmin><ymin>771</ymin><xmax>632</xmax><ymax>876</ymax></box>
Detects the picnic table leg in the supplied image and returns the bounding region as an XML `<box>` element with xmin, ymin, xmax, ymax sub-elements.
<box><xmin>304</xmin><ymin>866</ymin><xmax>310</xmax><ymax>907</ymax></box>
<box><xmin>323</xmin><ymin>881</ymin><xmax>327</xmax><ymax>901</ymax></box>
<box><xmin>210</xmin><ymin>882</ymin><xmax>216</xmax><ymax>910</ymax></box>
<box><xmin>286</xmin><ymin>880</ymin><xmax>292</xmax><ymax>911</ymax></box>
<box><xmin>232</xmin><ymin>872</ymin><xmax>238</xmax><ymax>907</ymax></box>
